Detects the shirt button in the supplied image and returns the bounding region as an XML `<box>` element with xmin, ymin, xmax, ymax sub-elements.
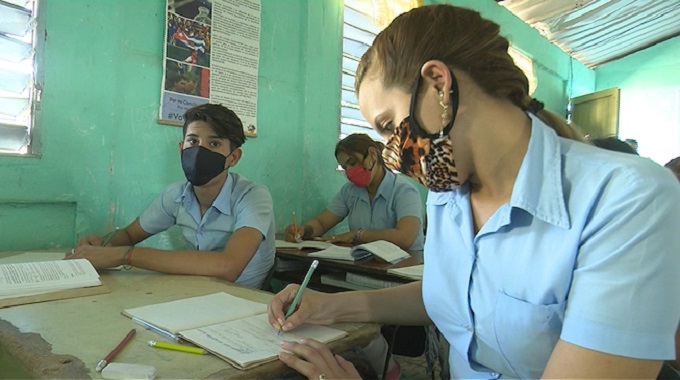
<box><xmin>466</xmin><ymin>325</ymin><xmax>472</xmax><ymax>332</ymax></box>
<box><xmin>491</xmin><ymin>373</ymin><xmax>499</xmax><ymax>378</ymax></box>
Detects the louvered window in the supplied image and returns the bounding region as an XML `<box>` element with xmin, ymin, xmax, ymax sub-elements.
<box><xmin>341</xmin><ymin>0</ymin><xmax>382</xmax><ymax>140</ymax></box>
<box><xmin>0</xmin><ymin>0</ymin><xmax>40</xmax><ymax>155</ymax></box>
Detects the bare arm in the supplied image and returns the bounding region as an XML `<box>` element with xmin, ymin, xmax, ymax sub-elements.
<box><xmin>542</xmin><ymin>340</ymin><xmax>663</xmax><ymax>379</ymax></box>
<box><xmin>127</xmin><ymin>226</ymin><xmax>262</xmax><ymax>281</ymax></box>
<box><xmin>354</xmin><ymin>215</ymin><xmax>420</xmax><ymax>250</ymax></box>
<box><xmin>269</xmin><ymin>281</ymin><xmax>430</xmax><ymax>331</ymax></box>
<box><xmin>302</xmin><ymin>209</ymin><xmax>344</xmax><ymax>238</ymax></box>
<box><xmin>70</xmin><ymin>222</ymin><xmax>263</xmax><ymax>282</ymax></box>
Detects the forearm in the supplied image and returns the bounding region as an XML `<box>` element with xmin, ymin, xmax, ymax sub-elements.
<box><xmin>355</xmin><ymin>228</ymin><xmax>415</xmax><ymax>250</ymax></box>
<box><xmin>301</xmin><ymin>219</ymin><xmax>325</xmax><ymax>239</ymax></box>
<box><xmin>128</xmin><ymin>248</ymin><xmax>243</xmax><ymax>281</ymax></box>
<box><xmin>331</xmin><ymin>281</ymin><xmax>430</xmax><ymax>325</ymax></box>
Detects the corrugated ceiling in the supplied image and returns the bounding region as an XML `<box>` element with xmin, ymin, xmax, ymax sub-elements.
<box><xmin>497</xmin><ymin>0</ymin><xmax>680</xmax><ymax>68</ymax></box>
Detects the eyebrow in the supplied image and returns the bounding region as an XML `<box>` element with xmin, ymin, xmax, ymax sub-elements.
<box><xmin>185</xmin><ymin>133</ymin><xmax>223</xmax><ymax>139</ymax></box>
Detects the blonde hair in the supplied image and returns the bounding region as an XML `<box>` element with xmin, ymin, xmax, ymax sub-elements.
<box><xmin>355</xmin><ymin>4</ymin><xmax>583</xmax><ymax>142</ymax></box>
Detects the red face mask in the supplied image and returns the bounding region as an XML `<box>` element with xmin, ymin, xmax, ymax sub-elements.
<box><xmin>346</xmin><ymin>162</ymin><xmax>372</xmax><ymax>187</ymax></box>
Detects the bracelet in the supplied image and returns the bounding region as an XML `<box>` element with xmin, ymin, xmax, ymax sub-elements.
<box><xmin>121</xmin><ymin>246</ymin><xmax>134</xmax><ymax>270</ymax></box>
<box><xmin>354</xmin><ymin>228</ymin><xmax>366</xmax><ymax>245</ymax></box>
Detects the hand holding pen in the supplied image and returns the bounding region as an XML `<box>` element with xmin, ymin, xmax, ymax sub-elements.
<box><xmin>269</xmin><ymin>260</ymin><xmax>330</xmax><ymax>334</ymax></box>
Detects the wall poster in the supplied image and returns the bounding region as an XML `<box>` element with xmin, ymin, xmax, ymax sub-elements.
<box><xmin>160</xmin><ymin>0</ymin><xmax>261</xmax><ymax>137</ymax></box>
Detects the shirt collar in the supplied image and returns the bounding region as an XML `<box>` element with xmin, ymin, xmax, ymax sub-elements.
<box><xmin>175</xmin><ymin>173</ymin><xmax>234</xmax><ymax>216</ymax></box>
<box><xmin>375</xmin><ymin>169</ymin><xmax>396</xmax><ymax>200</ymax></box>
<box><xmin>510</xmin><ymin>113</ymin><xmax>570</xmax><ymax>228</ymax></box>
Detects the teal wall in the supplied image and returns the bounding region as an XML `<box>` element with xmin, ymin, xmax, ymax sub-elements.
<box><xmin>594</xmin><ymin>37</ymin><xmax>680</xmax><ymax>165</ymax></box>
<box><xmin>0</xmin><ymin>0</ymin><xmax>595</xmax><ymax>250</ymax></box>
<box><xmin>595</xmin><ymin>36</ymin><xmax>680</xmax><ymax>91</ymax></box>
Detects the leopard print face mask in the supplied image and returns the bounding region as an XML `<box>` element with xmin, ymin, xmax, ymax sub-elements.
<box><xmin>382</xmin><ymin>71</ymin><xmax>461</xmax><ymax>192</ymax></box>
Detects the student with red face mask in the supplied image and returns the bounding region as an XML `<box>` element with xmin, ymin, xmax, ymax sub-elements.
<box><xmin>283</xmin><ymin>133</ymin><xmax>424</xmax><ymax>251</ymax></box>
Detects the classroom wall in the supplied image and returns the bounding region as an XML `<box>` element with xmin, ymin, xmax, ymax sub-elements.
<box><xmin>594</xmin><ymin>37</ymin><xmax>680</xmax><ymax>165</ymax></box>
<box><xmin>0</xmin><ymin>0</ymin><xmax>594</xmax><ymax>250</ymax></box>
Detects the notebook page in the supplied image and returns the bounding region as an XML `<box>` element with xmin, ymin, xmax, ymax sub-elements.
<box><xmin>122</xmin><ymin>292</ymin><xmax>267</xmax><ymax>333</ymax></box>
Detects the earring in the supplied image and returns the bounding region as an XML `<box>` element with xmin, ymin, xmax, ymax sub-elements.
<box><xmin>438</xmin><ymin>90</ymin><xmax>448</xmax><ymax>137</ymax></box>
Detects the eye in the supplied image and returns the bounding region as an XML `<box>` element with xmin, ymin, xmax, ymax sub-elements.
<box><xmin>185</xmin><ymin>138</ymin><xmax>198</xmax><ymax>145</ymax></box>
<box><xmin>209</xmin><ymin>140</ymin><xmax>222</xmax><ymax>148</ymax></box>
<box><xmin>378</xmin><ymin>121</ymin><xmax>394</xmax><ymax>138</ymax></box>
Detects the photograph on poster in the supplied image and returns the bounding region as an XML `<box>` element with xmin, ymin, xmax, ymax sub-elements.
<box><xmin>166</xmin><ymin>12</ymin><xmax>211</xmax><ymax>68</ymax></box>
<box><xmin>164</xmin><ymin>60</ymin><xmax>210</xmax><ymax>99</ymax></box>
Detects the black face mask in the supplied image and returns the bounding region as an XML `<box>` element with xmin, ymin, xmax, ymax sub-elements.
<box><xmin>181</xmin><ymin>146</ymin><xmax>228</xmax><ymax>186</ymax></box>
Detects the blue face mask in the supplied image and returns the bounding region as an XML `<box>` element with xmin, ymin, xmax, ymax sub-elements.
<box><xmin>181</xmin><ymin>146</ymin><xmax>227</xmax><ymax>186</ymax></box>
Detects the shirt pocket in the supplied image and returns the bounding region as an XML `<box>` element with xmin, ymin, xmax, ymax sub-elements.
<box><xmin>493</xmin><ymin>292</ymin><xmax>565</xmax><ymax>378</ymax></box>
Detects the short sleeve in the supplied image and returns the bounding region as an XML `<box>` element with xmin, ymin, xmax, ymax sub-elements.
<box><xmin>325</xmin><ymin>184</ymin><xmax>352</xmax><ymax>218</ymax></box>
<box><xmin>392</xmin><ymin>180</ymin><xmax>423</xmax><ymax>222</ymax></box>
<box><xmin>561</xmin><ymin>168</ymin><xmax>680</xmax><ymax>359</ymax></box>
<box><xmin>138</xmin><ymin>183</ymin><xmax>183</xmax><ymax>234</ymax></box>
<box><xmin>233</xmin><ymin>184</ymin><xmax>273</xmax><ymax>239</ymax></box>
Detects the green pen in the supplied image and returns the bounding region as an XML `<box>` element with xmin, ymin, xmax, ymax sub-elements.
<box><xmin>101</xmin><ymin>228</ymin><xmax>119</xmax><ymax>247</ymax></box>
<box><xmin>278</xmin><ymin>260</ymin><xmax>319</xmax><ymax>336</ymax></box>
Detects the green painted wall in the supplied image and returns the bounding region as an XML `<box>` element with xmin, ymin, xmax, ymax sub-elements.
<box><xmin>595</xmin><ymin>37</ymin><xmax>680</xmax><ymax>91</ymax></box>
<box><xmin>0</xmin><ymin>0</ymin><xmax>594</xmax><ymax>250</ymax></box>
<box><xmin>594</xmin><ymin>37</ymin><xmax>680</xmax><ymax>165</ymax></box>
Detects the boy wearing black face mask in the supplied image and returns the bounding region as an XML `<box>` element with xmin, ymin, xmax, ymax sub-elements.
<box><xmin>68</xmin><ymin>104</ymin><xmax>275</xmax><ymax>290</ymax></box>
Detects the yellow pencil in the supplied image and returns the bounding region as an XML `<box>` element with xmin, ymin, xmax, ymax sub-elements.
<box><xmin>148</xmin><ymin>340</ymin><xmax>207</xmax><ymax>355</ymax></box>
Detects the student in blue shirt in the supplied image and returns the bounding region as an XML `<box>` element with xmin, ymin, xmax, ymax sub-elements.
<box><xmin>268</xmin><ymin>4</ymin><xmax>680</xmax><ymax>380</ymax></box>
<box><xmin>68</xmin><ymin>104</ymin><xmax>275</xmax><ymax>289</ymax></box>
<box><xmin>284</xmin><ymin>133</ymin><xmax>424</xmax><ymax>251</ymax></box>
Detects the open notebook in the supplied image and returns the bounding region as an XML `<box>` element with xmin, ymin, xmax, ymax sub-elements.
<box><xmin>122</xmin><ymin>292</ymin><xmax>347</xmax><ymax>370</ymax></box>
<box><xmin>308</xmin><ymin>240</ymin><xmax>410</xmax><ymax>264</ymax></box>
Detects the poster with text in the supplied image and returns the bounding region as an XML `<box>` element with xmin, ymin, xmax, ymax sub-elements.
<box><xmin>159</xmin><ymin>0</ymin><xmax>260</xmax><ymax>137</ymax></box>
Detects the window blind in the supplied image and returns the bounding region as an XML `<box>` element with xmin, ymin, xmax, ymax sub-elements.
<box><xmin>341</xmin><ymin>0</ymin><xmax>382</xmax><ymax>140</ymax></box>
<box><xmin>0</xmin><ymin>0</ymin><xmax>38</xmax><ymax>154</ymax></box>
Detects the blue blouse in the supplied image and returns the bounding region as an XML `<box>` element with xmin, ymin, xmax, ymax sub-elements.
<box><xmin>326</xmin><ymin>170</ymin><xmax>425</xmax><ymax>251</ymax></box>
<box><xmin>422</xmin><ymin>114</ymin><xmax>680</xmax><ymax>379</ymax></box>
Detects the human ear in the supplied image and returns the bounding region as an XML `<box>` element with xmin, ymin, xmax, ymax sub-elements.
<box><xmin>227</xmin><ymin>147</ymin><xmax>242</xmax><ymax>167</ymax></box>
<box><xmin>178</xmin><ymin>140</ymin><xmax>183</xmax><ymax>154</ymax></box>
<box><xmin>420</xmin><ymin>60</ymin><xmax>453</xmax><ymax>104</ymax></box>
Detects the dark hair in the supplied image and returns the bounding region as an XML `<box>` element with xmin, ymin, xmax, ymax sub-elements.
<box><xmin>590</xmin><ymin>137</ymin><xmax>639</xmax><ymax>155</ymax></box>
<box><xmin>335</xmin><ymin>133</ymin><xmax>386</xmax><ymax>167</ymax></box>
<box><xmin>355</xmin><ymin>4</ymin><xmax>583</xmax><ymax>142</ymax></box>
<box><xmin>183</xmin><ymin>103</ymin><xmax>245</xmax><ymax>149</ymax></box>
<box><xmin>665</xmin><ymin>156</ymin><xmax>680</xmax><ymax>180</ymax></box>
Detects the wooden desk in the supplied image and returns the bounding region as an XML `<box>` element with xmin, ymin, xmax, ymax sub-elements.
<box><xmin>0</xmin><ymin>251</ymin><xmax>379</xmax><ymax>379</ymax></box>
<box><xmin>274</xmin><ymin>248</ymin><xmax>423</xmax><ymax>291</ymax></box>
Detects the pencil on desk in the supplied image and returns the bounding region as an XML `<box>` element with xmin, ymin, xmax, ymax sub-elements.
<box><xmin>148</xmin><ymin>340</ymin><xmax>207</xmax><ymax>355</ymax></box>
<box><xmin>96</xmin><ymin>328</ymin><xmax>136</xmax><ymax>372</ymax></box>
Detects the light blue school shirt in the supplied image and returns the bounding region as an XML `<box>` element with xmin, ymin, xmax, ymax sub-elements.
<box><xmin>422</xmin><ymin>114</ymin><xmax>680</xmax><ymax>379</ymax></box>
<box><xmin>326</xmin><ymin>170</ymin><xmax>425</xmax><ymax>251</ymax></box>
<box><xmin>138</xmin><ymin>172</ymin><xmax>275</xmax><ymax>289</ymax></box>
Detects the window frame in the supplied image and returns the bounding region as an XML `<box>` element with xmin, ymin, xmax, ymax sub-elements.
<box><xmin>0</xmin><ymin>0</ymin><xmax>43</xmax><ymax>157</ymax></box>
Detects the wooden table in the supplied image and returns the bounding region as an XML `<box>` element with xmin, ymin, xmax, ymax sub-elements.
<box><xmin>0</xmin><ymin>251</ymin><xmax>379</xmax><ymax>379</ymax></box>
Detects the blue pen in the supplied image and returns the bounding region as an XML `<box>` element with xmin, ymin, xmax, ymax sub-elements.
<box><xmin>132</xmin><ymin>317</ymin><xmax>181</xmax><ymax>342</ymax></box>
